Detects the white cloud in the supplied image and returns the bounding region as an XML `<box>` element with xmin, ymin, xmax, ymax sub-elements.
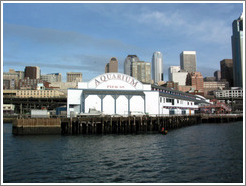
<box><xmin>133</xmin><ymin>10</ymin><xmax>231</xmax><ymax>45</ymax></box>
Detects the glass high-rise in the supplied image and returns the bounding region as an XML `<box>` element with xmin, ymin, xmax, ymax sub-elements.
<box><xmin>152</xmin><ymin>51</ymin><xmax>163</xmax><ymax>83</ymax></box>
<box><xmin>231</xmin><ymin>13</ymin><xmax>243</xmax><ymax>87</ymax></box>
<box><xmin>124</xmin><ymin>55</ymin><xmax>140</xmax><ymax>76</ymax></box>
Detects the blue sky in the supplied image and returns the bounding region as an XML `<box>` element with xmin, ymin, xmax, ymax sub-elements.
<box><xmin>2</xmin><ymin>2</ymin><xmax>244</xmax><ymax>82</ymax></box>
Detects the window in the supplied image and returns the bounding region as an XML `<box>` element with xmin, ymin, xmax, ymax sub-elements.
<box><xmin>166</xmin><ymin>98</ymin><xmax>172</xmax><ymax>103</ymax></box>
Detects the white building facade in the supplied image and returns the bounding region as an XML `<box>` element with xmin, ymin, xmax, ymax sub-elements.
<box><xmin>171</xmin><ymin>71</ymin><xmax>188</xmax><ymax>86</ymax></box>
<box><xmin>214</xmin><ymin>87</ymin><xmax>243</xmax><ymax>98</ymax></box>
<box><xmin>67</xmin><ymin>73</ymin><xmax>208</xmax><ymax>117</ymax></box>
<box><xmin>168</xmin><ymin>66</ymin><xmax>180</xmax><ymax>81</ymax></box>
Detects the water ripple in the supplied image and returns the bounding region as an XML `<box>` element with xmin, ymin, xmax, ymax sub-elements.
<box><xmin>3</xmin><ymin>122</ymin><xmax>243</xmax><ymax>183</ymax></box>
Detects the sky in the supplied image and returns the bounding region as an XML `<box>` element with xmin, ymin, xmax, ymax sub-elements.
<box><xmin>2</xmin><ymin>2</ymin><xmax>244</xmax><ymax>82</ymax></box>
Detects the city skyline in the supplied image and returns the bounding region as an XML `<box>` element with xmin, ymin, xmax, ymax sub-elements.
<box><xmin>2</xmin><ymin>2</ymin><xmax>244</xmax><ymax>82</ymax></box>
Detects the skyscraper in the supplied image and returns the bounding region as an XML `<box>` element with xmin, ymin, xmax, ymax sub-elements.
<box><xmin>152</xmin><ymin>51</ymin><xmax>163</xmax><ymax>83</ymax></box>
<box><xmin>124</xmin><ymin>55</ymin><xmax>140</xmax><ymax>76</ymax></box>
<box><xmin>105</xmin><ymin>57</ymin><xmax>118</xmax><ymax>73</ymax></box>
<box><xmin>24</xmin><ymin>66</ymin><xmax>41</xmax><ymax>79</ymax></box>
<box><xmin>220</xmin><ymin>59</ymin><xmax>233</xmax><ymax>87</ymax></box>
<box><xmin>231</xmin><ymin>13</ymin><xmax>243</xmax><ymax>87</ymax></box>
<box><xmin>131</xmin><ymin>61</ymin><xmax>151</xmax><ymax>83</ymax></box>
<box><xmin>214</xmin><ymin>70</ymin><xmax>221</xmax><ymax>81</ymax></box>
<box><xmin>180</xmin><ymin>51</ymin><xmax>197</xmax><ymax>73</ymax></box>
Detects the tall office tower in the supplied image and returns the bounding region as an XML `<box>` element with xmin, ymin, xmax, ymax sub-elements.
<box><xmin>231</xmin><ymin>13</ymin><xmax>243</xmax><ymax>87</ymax></box>
<box><xmin>152</xmin><ymin>51</ymin><xmax>163</xmax><ymax>83</ymax></box>
<box><xmin>220</xmin><ymin>59</ymin><xmax>233</xmax><ymax>87</ymax></box>
<box><xmin>24</xmin><ymin>66</ymin><xmax>41</xmax><ymax>79</ymax></box>
<box><xmin>105</xmin><ymin>57</ymin><xmax>118</xmax><ymax>73</ymax></box>
<box><xmin>41</xmin><ymin>73</ymin><xmax>62</xmax><ymax>83</ymax></box>
<box><xmin>180</xmin><ymin>51</ymin><xmax>197</xmax><ymax>73</ymax></box>
<box><xmin>214</xmin><ymin>70</ymin><xmax>221</xmax><ymax>81</ymax></box>
<box><xmin>168</xmin><ymin>66</ymin><xmax>180</xmax><ymax>81</ymax></box>
<box><xmin>124</xmin><ymin>55</ymin><xmax>140</xmax><ymax>75</ymax></box>
<box><xmin>105</xmin><ymin>63</ymin><xmax>109</xmax><ymax>73</ymax></box>
<box><xmin>67</xmin><ymin>72</ymin><xmax>82</xmax><ymax>83</ymax></box>
<box><xmin>132</xmin><ymin>61</ymin><xmax>151</xmax><ymax>83</ymax></box>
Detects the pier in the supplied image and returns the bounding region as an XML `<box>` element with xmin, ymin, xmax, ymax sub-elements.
<box><xmin>11</xmin><ymin>114</ymin><xmax>243</xmax><ymax>135</ymax></box>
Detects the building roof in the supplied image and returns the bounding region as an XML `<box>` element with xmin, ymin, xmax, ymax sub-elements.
<box><xmin>151</xmin><ymin>84</ymin><xmax>209</xmax><ymax>104</ymax></box>
<box><xmin>83</xmin><ymin>89</ymin><xmax>145</xmax><ymax>96</ymax></box>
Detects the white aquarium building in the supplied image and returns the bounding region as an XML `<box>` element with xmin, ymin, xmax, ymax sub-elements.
<box><xmin>67</xmin><ymin>73</ymin><xmax>209</xmax><ymax>117</ymax></box>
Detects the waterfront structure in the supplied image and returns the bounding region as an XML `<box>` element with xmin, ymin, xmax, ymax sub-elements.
<box><xmin>214</xmin><ymin>70</ymin><xmax>221</xmax><ymax>81</ymax></box>
<box><xmin>3</xmin><ymin>89</ymin><xmax>65</xmax><ymax>98</ymax></box>
<box><xmin>220</xmin><ymin>59</ymin><xmax>233</xmax><ymax>87</ymax></box>
<box><xmin>3</xmin><ymin>104</ymin><xmax>15</xmax><ymax>114</ymax></box>
<box><xmin>105</xmin><ymin>57</ymin><xmax>118</xmax><ymax>73</ymax></box>
<box><xmin>24</xmin><ymin>66</ymin><xmax>41</xmax><ymax>79</ymax></box>
<box><xmin>231</xmin><ymin>13</ymin><xmax>243</xmax><ymax>87</ymax></box>
<box><xmin>67</xmin><ymin>72</ymin><xmax>82</xmax><ymax>83</ymax></box>
<box><xmin>171</xmin><ymin>70</ymin><xmax>188</xmax><ymax>86</ymax></box>
<box><xmin>132</xmin><ymin>61</ymin><xmax>151</xmax><ymax>83</ymax></box>
<box><xmin>41</xmin><ymin>73</ymin><xmax>62</xmax><ymax>83</ymax></box>
<box><xmin>67</xmin><ymin>73</ymin><xmax>209</xmax><ymax>117</ymax></box>
<box><xmin>124</xmin><ymin>55</ymin><xmax>140</xmax><ymax>76</ymax></box>
<box><xmin>168</xmin><ymin>66</ymin><xmax>180</xmax><ymax>81</ymax></box>
<box><xmin>152</xmin><ymin>51</ymin><xmax>163</xmax><ymax>83</ymax></box>
<box><xmin>180</xmin><ymin>51</ymin><xmax>196</xmax><ymax>73</ymax></box>
<box><xmin>214</xmin><ymin>87</ymin><xmax>243</xmax><ymax>98</ymax></box>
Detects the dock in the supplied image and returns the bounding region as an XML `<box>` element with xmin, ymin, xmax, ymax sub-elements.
<box><xmin>11</xmin><ymin>114</ymin><xmax>243</xmax><ymax>135</ymax></box>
